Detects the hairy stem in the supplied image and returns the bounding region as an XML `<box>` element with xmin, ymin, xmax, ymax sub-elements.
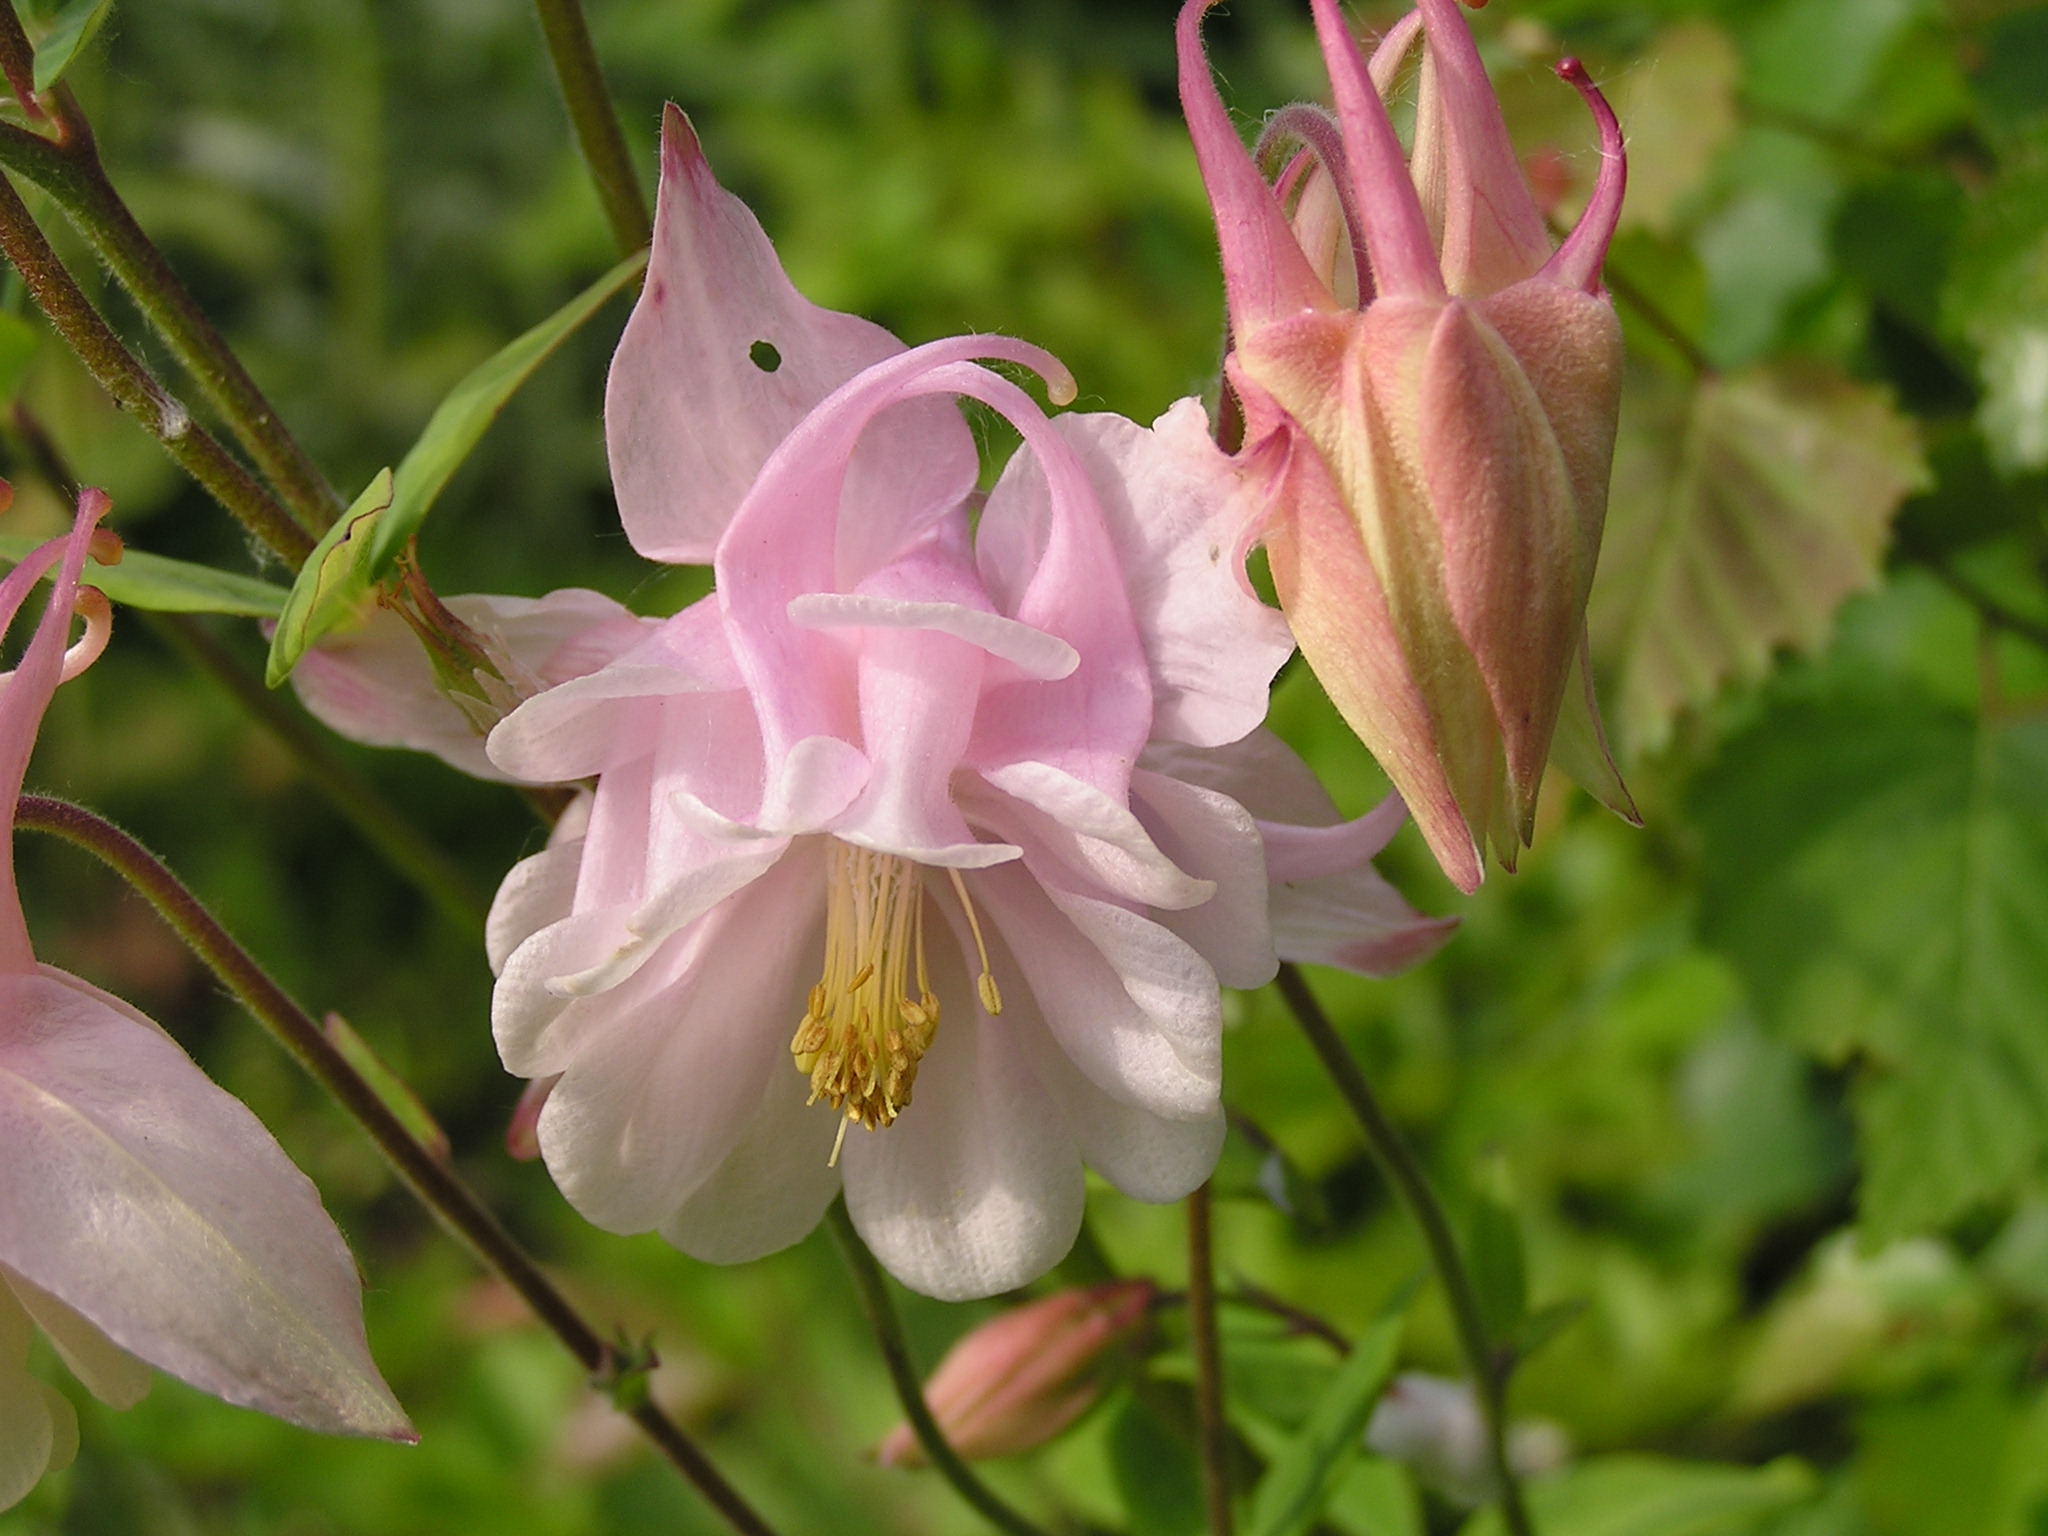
<box><xmin>0</xmin><ymin>170</ymin><xmax>316</xmax><ymax>565</ymax></box>
<box><xmin>532</xmin><ymin>0</ymin><xmax>651</xmax><ymax>256</ymax></box>
<box><xmin>1187</xmin><ymin>1182</ymin><xmax>1234</xmax><ymax>1536</ymax></box>
<box><xmin>1275</xmin><ymin>963</ymin><xmax>1534</xmax><ymax>1536</ymax></box>
<box><xmin>824</xmin><ymin>1202</ymin><xmax>1051</xmax><ymax>1536</ymax></box>
<box><xmin>16</xmin><ymin>796</ymin><xmax>779</xmax><ymax>1536</ymax></box>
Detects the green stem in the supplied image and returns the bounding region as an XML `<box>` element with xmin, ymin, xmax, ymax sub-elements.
<box><xmin>0</xmin><ymin>168</ymin><xmax>315</xmax><ymax>565</ymax></box>
<box><xmin>1274</xmin><ymin>963</ymin><xmax>1534</xmax><ymax>1536</ymax></box>
<box><xmin>531</xmin><ymin>0</ymin><xmax>651</xmax><ymax>256</ymax></box>
<box><xmin>1187</xmin><ymin>1182</ymin><xmax>1233</xmax><ymax>1536</ymax></box>
<box><xmin>824</xmin><ymin>1201</ymin><xmax>1051</xmax><ymax>1536</ymax></box>
<box><xmin>143</xmin><ymin>612</ymin><xmax>491</xmax><ymax>937</ymax></box>
<box><xmin>14</xmin><ymin>796</ymin><xmax>781</xmax><ymax>1536</ymax></box>
<box><xmin>0</xmin><ymin>17</ymin><xmax>341</xmax><ymax>533</ymax></box>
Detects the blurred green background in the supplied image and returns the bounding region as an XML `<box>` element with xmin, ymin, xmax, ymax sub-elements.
<box><xmin>3</xmin><ymin>0</ymin><xmax>2047</xmax><ymax>1532</ymax></box>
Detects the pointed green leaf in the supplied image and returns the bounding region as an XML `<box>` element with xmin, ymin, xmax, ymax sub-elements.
<box><xmin>1694</xmin><ymin>684</ymin><xmax>2048</xmax><ymax>1239</ymax></box>
<box><xmin>1111</xmin><ymin>1387</ymin><xmax>1206</xmax><ymax>1536</ymax></box>
<box><xmin>265</xmin><ymin>467</ymin><xmax>394</xmax><ymax>688</ymax></box>
<box><xmin>0</xmin><ymin>534</ymin><xmax>287</xmax><ymax>618</ymax></box>
<box><xmin>1590</xmin><ymin>361</ymin><xmax>1929</xmax><ymax>757</ymax></box>
<box><xmin>31</xmin><ymin>0</ymin><xmax>117</xmax><ymax>92</ymax></box>
<box><xmin>1458</xmin><ymin>1455</ymin><xmax>1817</xmax><ymax>1536</ymax></box>
<box><xmin>1511</xmin><ymin>1300</ymin><xmax>1587</xmax><ymax>1365</ymax></box>
<box><xmin>365</xmin><ymin>250</ymin><xmax>647</xmax><ymax>574</ymax></box>
<box><xmin>1466</xmin><ymin>1186</ymin><xmax>1527</xmax><ymax>1346</ymax></box>
<box><xmin>1249</xmin><ymin>1314</ymin><xmax>1403</xmax><ymax>1536</ymax></box>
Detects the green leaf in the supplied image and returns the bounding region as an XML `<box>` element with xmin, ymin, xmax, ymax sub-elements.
<box><xmin>1249</xmin><ymin>1314</ymin><xmax>1402</xmax><ymax>1536</ymax></box>
<box><xmin>1612</xmin><ymin>21</ymin><xmax>1740</xmax><ymax>238</ymax></box>
<box><xmin>1590</xmin><ymin>361</ymin><xmax>1928</xmax><ymax>757</ymax></box>
<box><xmin>1466</xmin><ymin>1164</ymin><xmax>1527</xmax><ymax>1346</ymax></box>
<box><xmin>320</xmin><ymin>1012</ymin><xmax>449</xmax><ymax>1163</ymax></box>
<box><xmin>0</xmin><ymin>311</ymin><xmax>40</xmax><ymax>403</ymax></box>
<box><xmin>1694</xmin><ymin>685</ymin><xmax>2048</xmax><ymax>1239</ymax></box>
<box><xmin>1460</xmin><ymin>1456</ymin><xmax>1817</xmax><ymax>1536</ymax></box>
<box><xmin>1941</xmin><ymin>136</ymin><xmax>2048</xmax><ymax>473</ymax></box>
<box><xmin>364</xmin><ymin>250</ymin><xmax>647</xmax><ymax>575</ymax></box>
<box><xmin>264</xmin><ymin>467</ymin><xmax>394</xmax><ymax>688</ymax></box>
<box><xmin>1110</xmin><ymin>1388</ymin><xmax>1206</xmax><ymax>1536</ymax></box>
<box><xmin>31</xmin><ymin>0</ymin><xmax>116</xmax><ymax>92</ymax></box>
<box><xmin>0</xmin><ymin>533</ymin><xmax>287</xmax><ymax>618</ymax></box>
<box><xmin>1512</xmin><ymin>1300</ymin><xmax>1587</xmax><ymax>1365</ymax></box>
<box><xmin>1326</xmin><ymin>1457</ymin><xmax>1422</xmax><ymax>1536</ymax></box>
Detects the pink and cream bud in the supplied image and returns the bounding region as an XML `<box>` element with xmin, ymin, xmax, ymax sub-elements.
<box><xmin>876</xmin><ymin>1281</ymin><xmax>1154</xmax><ymax>1467</ymax></box>
<box><xmin>1180</xmin><ymin>0</ymin><xmax>1636</xmax><ymax>891</ymax></box>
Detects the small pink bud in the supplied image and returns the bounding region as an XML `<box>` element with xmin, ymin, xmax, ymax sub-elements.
<box><xmin>506</xmin><ymin>1073</ymin><xmax>559</xmax><ymax>1161</ymax></box>
<box><xmin>875</xmin><ymin>1281</ymin><xmax>1154</xmax><ymax>1467</ymax></box>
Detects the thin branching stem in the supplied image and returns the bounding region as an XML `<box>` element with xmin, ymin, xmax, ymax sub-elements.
<box><xmin>1187</xmin><ymin>1182</ymin><xmax>1233</xmax><ymax>1536</ymax></box>
<box><xmin>1275</xmin><ymin>962</ymin><xmax>1535</xmax><ymax>1536</ymax></box>
<box><xmin>532</xmin><ymin>0</ymin><xmax>651</xmax><ymax>256</ymax></box>
<box><xmin>15</xmin><ymin>796</ymin><xmax>780</xmax><ymax>1536</ymax></box>
<box><xmin>0</xmin><ymin>169</ymin><xmax>316</xmax><ymax>565</ymax></box>
<box><xmin>824</xmin><ymin>1201</ymin><xmax>1051</xmax><ymax>1536</ymax></box>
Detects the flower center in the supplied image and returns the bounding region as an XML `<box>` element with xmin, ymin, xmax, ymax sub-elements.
<box><xmin>791</xmin><ymin>843</ymin><xmax>1002</xmax><ymax>1164</ymax></box>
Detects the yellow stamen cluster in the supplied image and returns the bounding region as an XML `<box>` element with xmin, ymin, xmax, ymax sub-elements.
<box><xmin>792</xmin><ymin>844</ymin><xmax>1005</xmax><ymax>1165</ymax></box>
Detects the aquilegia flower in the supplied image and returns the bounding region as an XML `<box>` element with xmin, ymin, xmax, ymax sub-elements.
<box><xmin>1179</xmin><ymin>0</ymin><xmax>1635</xmax><ymax>892</ymax></box>
<box><xmin>466</xmin><ymin>107</ymin><xmax>1450</xmax><ymax>1300</ymax></box>
<box><xmin>0</xmin><ymin>491</ymin><xmax>410</xmax><ymax>1511</ymax></box>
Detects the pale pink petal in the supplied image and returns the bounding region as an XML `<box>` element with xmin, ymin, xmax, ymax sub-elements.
<box><xmin>485</xmin><ymin>838</ymin><xmax>585</xmax><ymax>976</ymax></box>
<box><xmin>535</xmin><ymin>846</ymin><xmax>823</xmax><ymax>1233</ymax></box>
<box><xmin>605</xmin><ymin>105</ymin><xmax>977</xmax><ymax>563</ymax></box>
<box><xmin>553</xmin><ymin>838</ymin><xmax>791</xmax><ymax>999</ymax></box>
<box><xmin>492</xmin><ymin>905</ymin><xmax>637</xmax><ymax>1076</ymax></box>
<box><xmin>971</xmin><ymin>861</ymin><xmax>1220</xmax><ymax>1122</ymax></box>
<box><xmin>0</xmin><ymin>970</ymin><xmax>410</xmax><ymax>1439</ymax></box>
<box><xmin>1272</xmin><ymin>871</ymin><xmax>1459</xmax><ymax>978</ymax></box>
<box><xmin>975</xmin><ymin>761</ymin><xmax>1215</xmax><ymax>912</ymax></box>
<box><xmin>841</xmin><ymin>918</ymin><xmax>1084</xmax><ymax>1301</ymax></box>
<box><xmin>787</xmin><ymin>594</ymin><xmax>1077</xmax><ymax>680</ymax></box>
<box><xmin>2</xmin><ymin>1268</ymin><xmax>151</xmax><ymax>1408</ymax></box>
<box><xmin>1127</xmin><ymin>769</ymin><xmax>1276</xmax><ymax>991</ymax></box>
<box><xmin>981</xmin><ymin>401</ymin><xmax>1294</xmax><ymax>749</ymax></box>
<box><xmin>657</xmin><ymin>1060</ymin><xmax>842</xmax><ymax>1265</ymax></box>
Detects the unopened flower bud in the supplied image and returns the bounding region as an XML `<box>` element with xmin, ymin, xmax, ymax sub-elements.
<box><xmin>876</xmin><ymin>1281</ymin><xmax>1154</xmax><ymax>1467</ymax></box>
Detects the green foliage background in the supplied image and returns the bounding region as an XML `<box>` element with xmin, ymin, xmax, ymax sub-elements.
<box><xmin>1</xmin><ymin>0</ymin><xmax>2045</xmax><ymax>1532</ymax></box>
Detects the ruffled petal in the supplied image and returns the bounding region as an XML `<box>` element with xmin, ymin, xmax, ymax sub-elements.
<box><xmin>984</xmin><ymin>403</ymin><xmax>1294</xmax><ymax>749</ymax></box>
<box><xmin>605</xmin><ymin>105</ymin><xmax>976</xmax><ymax>563</ymax></box>
<box><xmin>976</xmin><ymin>761</ymin><xmax>1215</xmax><ymax>912</ymax></box>
<box><xmin>1127</xmin><ymin>769</ymin><xmax>1276</xmax><ymax>991</ymax></box>
<box><xmin>534</xmin><ymin>845</ymin><xmax>824</xmax><ymax>1233</ymax></box>
<box><xmin>485</xmin><ymin>837</ymin><xmax>585</xmax><ymax>977</ymax></box>
<box><xmin>657</xmin><ymin>1059</ymin><xmax>842</xmax><ymax>1265</ymax></box>
<box><xmin>971</xmin><ymin>861</ymin><xmax>1220</xmax><ymax>1122</ymax></box>
<box><xmin>0</xmin><ymin>970</ymin><xmax>410</xmax><ymax>1440</ymax></box>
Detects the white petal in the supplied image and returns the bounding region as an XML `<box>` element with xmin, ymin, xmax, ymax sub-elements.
<box><xmin>971</xmin><ymin>862</ymin><xmax>1220</xmax><ymax>1121</ymax></box>
<box><xmin>841</xmin><ymin>932</ymin><xmax>1083</xmax><ymax>1300</ymax></box>
<box><xmin>978</xmin><ymin>761</ymin><xmax>1214</xmax><ymax>911</ymax></box>
<box><xmin>485</xmin><ymin>839</ymin><xmax>585</xmax><ymax>977</ymax></box>
<box><xmin>0</xmin><ymin>971</ymin><xmax>410</xmax><ymax>1440</ymax></box>
<box><xmin>0</xmin><ymin>1358</ymin><xmax>54</xmax><ymax>1513</ymax></box>
<box><xmin>658</xmin><ymin>1061</ymin><xmax>842</xmax><ymax>1265</ymax></box>
<box><xmin>492</xmin><ymin>906</ymin><xmax>636</xmax><ymax>1076</ymax></box>
<box><xmin>1129</xmin><ymin>769</ymin><xmax>1277</xmax><ymax>990</ymax></box>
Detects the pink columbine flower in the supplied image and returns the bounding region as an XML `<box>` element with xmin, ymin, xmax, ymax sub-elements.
<box><xmin>473</xmin><ymin>108</ymin><xmax>1451</xmax><ymax>1301</ymax></box>
<box><xmin>875</xmin><ymin>1280</ymin><xmax>1155</xmax><ymax>1467</ymax></box>
<box><xmin>0</xmin><ymin>491</ymin><xmax>411</xmax><ymax>1510</ymax></box>
<box><xmin>1180</xmin><ymin>0</ymin><xmax>1636</xmax><ymax>892</ymax></box>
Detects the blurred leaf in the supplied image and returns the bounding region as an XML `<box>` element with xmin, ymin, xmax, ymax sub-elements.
<box><xmin>1591</xmin><ymin>361</ymin><xmax>1928</xmax><ymax>756</ymax></box>
<box><xmin>1460</xmin><ymin>1455</ymin><xmax>1818</xmax><ymax>1536</ymax></box>
<box><xmin>1943</xmin><ymin>138</ymin><xmax>2048</xmax><ymax>472</ymax></box>
<box><xmin>1894</xmin><ymin>427</ymin><xmax>2047</xmax><ymax>559</ymax></box>
<box><xmin>1111</xmin><ymin>1388</ymin><xmax>1206</xmax><ymax>1536</ymax></box>
<box><xmin>1971</xmin><ymin>9</ymin><xmax>2048</xmax><ymax>139</ymax></box>
<box><xmin>0</xmin><ymin>312</ymin><xmax>39</xmax><ymax>403</ymax></box>
<box><xmin>1740</xmin><ymin>0</ymin><xmax>1922</xmax><ymax>122</ymax></box>
<box><xmin>264</xmin><ymin>467</ymin><xmax>392</xmax><ymax>687</ymax></box>
<box><xmin>365</xmin><ymin>251</ymin><xmax>647</xmax><ymax>575</ymax></box>
<box><xmin>1695</xmin><ymin>131</ymin><xmax>1838</xmax><ymax>366</ymax></box>
<box><xmin>1466</xmin><ymin>1191</ymin><xmax>1527</xmax><ymax>1345</ymax></box>
<box><xmin>1249</xmin><ymin>1315</ymin><xmax>1402</xmax><ymax>1536</ymax></box>
<box><xmin>321</xmin><ymin>1013</ymin><xmax>449</xmax><ymax>1163</ymax></box>
<box><xmin>31</xmin><ymin>0</ymin><xmax>115</xmax><ymax>93</ymax></box>
<box><xmin>0</xmin><ymin>534</ymin><xmax>286</xmax><ymax>618</ymax></box>
<box><xmin>1833</xmin><ymin>171</ymin><xmax>1967</xmax><ymax>338</ymax></box>
<box><xmin>1695</xmin><ymin>685</ymin><xmax>2048</xmax><ymax>1239</ymax></box>
<box><xmin>1614</xmin><ymin>21</ymin><xmax>1740</xmax><ymax>236</ymax></box>
<box><xmin>1325</xmin><ymin>1456</ymin><xmax>1422</xmax><ymax>1536</ymax></box>
<box><xmin>1513</xmin><ymin>1300</ymin><xmax>1587</xmax><ymax>1364</ymax></box>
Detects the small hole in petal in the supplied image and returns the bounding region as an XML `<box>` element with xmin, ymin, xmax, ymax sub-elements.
<box><xmin>749</xmin><ymin>340</ymin><xmax>783</xmax><ymax>373</ymax></box>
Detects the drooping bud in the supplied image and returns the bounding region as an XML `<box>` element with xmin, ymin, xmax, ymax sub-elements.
<box><xmin>1179</xmin><ymin>0</ymin><xmax>1636</xmax><ymax>891</ymax></box>
<box><xmin>875</xmin><ymin>1281</ymin><xmax>1154</xmax><ymax>1467</ymax></box>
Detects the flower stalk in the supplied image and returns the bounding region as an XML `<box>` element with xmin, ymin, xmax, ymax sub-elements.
<box><xmin>1187</xmin><ymin>1181</ymin><xmax>1233</xmax><ymax>1536</ymax></box>
<box><xmin>13</xmin><ymin>795</ymin><xmax>780</xmax><ymax>1536</ymax></box>
<box><xmin>1274</xmin><ymin>962</ymin><xmax>1533</xmax><ymax>1536</ymax></box>
<box><xmin>531</xmin><ymin>0</ymin><xmax>651</xmax><ymax>256</ymax></box>
<box><xmin>825</xmin><ymin>1202</ymin><xmax>1051</xmax><ymax>1536</ymax></box>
